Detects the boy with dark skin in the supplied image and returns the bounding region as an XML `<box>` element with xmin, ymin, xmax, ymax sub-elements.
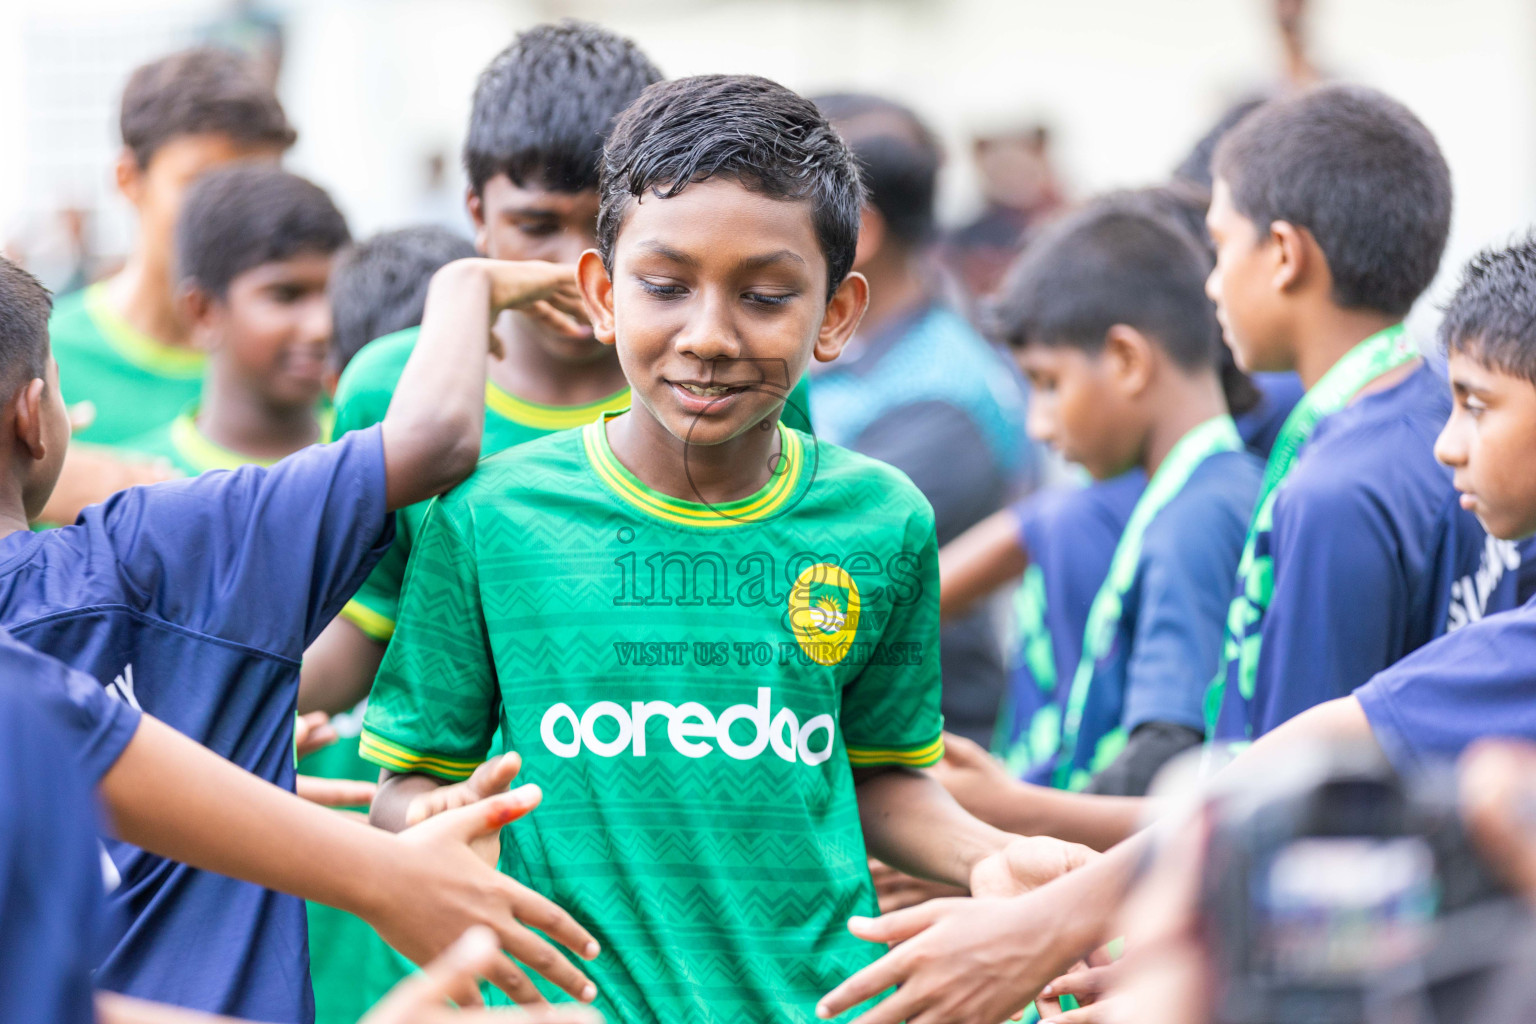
<box><xmin>819</xmin><ymin>235</ymin><xmax>1536</xmax><ymax>1024</ymax></box>
<box><xmin>363</xmin><ymin>75</ymin><xmax>1077</xmax><ymax>1024</ymax></box>
<box><xmin>0</xmin><ymin>247</ymin><xmax>597</xmax><ymax>1019</ymax></box>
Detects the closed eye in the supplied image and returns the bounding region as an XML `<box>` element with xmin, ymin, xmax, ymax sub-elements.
<box><xmin>637</xmin><ymin>279</ymin><xmax>686</xmax><ymax>299</ymax></box>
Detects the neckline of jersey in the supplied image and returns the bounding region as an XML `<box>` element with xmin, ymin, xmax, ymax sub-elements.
<box><xmin>84</xmin><ymin>283</ymin><xmax>206</xmax><ymax>379</ymax></box>
<box><xmin>484</xmin><ymin>380</ymin><xmax>631</xmax><ymax>430</ymax></box>
<box><xmin>581</xmin><ymin>410</ymin><xmax>805</xmax><ymax>528</ymax></box>
<box><xmin>171</xmin><ymin>404</ymin><xmax>336</xmax><ymax>473</ymax></box>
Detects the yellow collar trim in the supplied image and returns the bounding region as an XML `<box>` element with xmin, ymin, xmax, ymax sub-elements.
<box><xmin>583</xmin><ymin>411</ymin><xmax>804</xmax><ymax>528</ymax></box>
<box><xmin>171</xmin><ymin>406</ymin><xmax>335</xmax><ymax>473</ymax></box>
<box><xmin>484</xmin><ymin>381</ymin><xmax>631</xmax><ymax>430</ymax></box>
<box><xmin>84</xmin><ymin>284</ymin><xmax>206</xmax><ymax>378</ymax></box>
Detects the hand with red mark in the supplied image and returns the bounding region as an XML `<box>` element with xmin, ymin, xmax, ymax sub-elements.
<box><xmin>406</xmin><ymin>753</ymin><xmax>525</xmax><ymax>866</ymax></box>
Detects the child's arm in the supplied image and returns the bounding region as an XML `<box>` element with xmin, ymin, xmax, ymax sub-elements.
<box><xmin>379</xmin><ymin>258</ymin><xmax>585</xmax><ymax>511</ymax></box>
<box><xmin>938</xmin><ymin>506</ymin><xmax>1029</xmax><ymax>623</ymax></box>
<box><xmin>100</xmin><ymin>715</ymin><xmax>600</xmax><ymax>1005</ymax></box>
<box><xmin>299</xmin><ymin>615</ymin><xmax>385</xmax><ymax>715</ymax></box>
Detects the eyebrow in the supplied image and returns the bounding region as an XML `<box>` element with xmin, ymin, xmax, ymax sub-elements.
<box><xmin>1450</xmin><ymin>376</ymin><xmax>1494</xmax><ymax>396</ymax></box>
<box><xmin>634</xmin><ymin>241</ymin><xmax>808</xmax><ymax>274</ymax></box>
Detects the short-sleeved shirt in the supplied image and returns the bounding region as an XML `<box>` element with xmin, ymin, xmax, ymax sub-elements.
<box><xmin>1356</xmin><ymin>594</ymin><xmax>1536</xmax><ymax>776</ymax></box>
<box><xmin>122</xmin><ymin>404</ymin><xmax>336</xmax><ymax>477</ymax></box>
<box><xmin>1213</xmin><ymin>364</ymin><xmax>1523</xmax><ymax>740</ymax></box>
<box><xmin>1029</xmin><ymin>453</ymin><xmax>1260</xmax><ymax>788</ymax></box>
<box><xmin>0</xmin><ymin>428</ymin><xmax>392</xmax><ymax>1022</ymax></box>
<box><xmin>995</xmin><ymin>473</ymin><xmax>1144</xmax><ymax>774</ymax></box>
<box><xmin>811</xmin><ymin>302</ymin><xmax>1030</xmax><ymax>744</ymax></box>
<box><xmin>362</xmin><ymin>414</ymin><xmax>944</xmax><ymax>1024</ymax></box>
<box><xmin>1236</xmin><ymin>372</ymin><xmax>1305</xmax><ymax>459</ymax></box>
<box><xmin>0</xmin><ymin>652</ymin><xmax>119</xmax><ymax>1024</ymax></box>
<box><xmin>50</xmin><ymin>284</ymin><xmax>207</xmax><ymax>445</ymax></box>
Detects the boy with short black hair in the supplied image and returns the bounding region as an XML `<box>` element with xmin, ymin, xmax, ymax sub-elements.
<box><xmin>53</xmin><ymin>46</ymin><xmax>296</xmax><ymax>446</ymax></box>
<box><xmin>1203</xmin><ymin>84</ymin><xmax>1521</xmax><ymax>743</ymax></box>
<box><xmin>123</xmin><ymin>164</ymin><xmax>348</xmax><ymax>472</ymax></box>
<box><xmin>0</xmin><ymin>245</ymin><xmax>595</xmax><ymax>1020</ymax></box>
<box><xmin>364</xmin><ymin>74</ymin><xmax>1059</xmax><ymax>1024</ymax></box>
<box><xmin>328</xmin><ymin>225</ymin><xmax>477</xmax><ymax>379</ymax></box>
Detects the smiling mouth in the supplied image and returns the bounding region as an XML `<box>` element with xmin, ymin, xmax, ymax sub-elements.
<box><xmin>673</xmin><ymin>381</ymin><xmax>749</xmax><ymax>398</ymax></box>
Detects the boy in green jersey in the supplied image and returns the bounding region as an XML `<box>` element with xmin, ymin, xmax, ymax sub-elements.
<box><xmin>122</xmin><ymin>165</ymin><xmax>347</xmax><ymax>474</ymax></box>
<box><xmin>299</xmin><ymin>22</ymin><xmax>660</xmax><ymax>715</ymax></box>
<box><xmin>40</xmin><ymin>49</ymin><xmax>296</xmax><ymax>524</ymax></box>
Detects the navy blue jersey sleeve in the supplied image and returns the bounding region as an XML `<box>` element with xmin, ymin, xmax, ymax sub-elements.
<box><xmin>1123</xmin><ymin>459</ymin><xmax>1256</xmax><ymax>734</ymax></box>
<box><xmin>1254</xmin><ymin>464</ymin><xmax>1413</xmax><ymax>728</ymax></box>
<box><xmin>83</xmin><ymin>425</ymin><xmax>393</xmax><ymax>660</ymax></box>
<box><xmin>0</xmin><ymin>631</ymin><xmax>140</xmax><ymax>783</ymax></box>
<box><xmin>0</xmin><ymin>677</ymin><xmax>108</xmax><ymax>1024</ymax></box>
<box><xmin>1355</xmin><ymin>600</ymin><xmax>1536</xmax><ymax>776</ymax></box>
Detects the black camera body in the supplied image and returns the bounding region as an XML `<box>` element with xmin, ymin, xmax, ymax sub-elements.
<box><xmin>1198</xmin><ymin>743</ymin><xmax>1524</xmax><ymax>1024</ymax></box>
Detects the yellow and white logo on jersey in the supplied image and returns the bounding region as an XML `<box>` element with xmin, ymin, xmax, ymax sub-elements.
<box><xmin>787</xmin><ymin>563</ymin><xmax>860</xmax><ymax>665</ymax></box>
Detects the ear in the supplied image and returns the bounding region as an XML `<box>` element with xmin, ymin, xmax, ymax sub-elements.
<box><xmin>576</xmin><ymin>250</ymin><xmax>617</xmax><ymax>347</ymax></box>
<box><xmin>813</xmin><ymin>272</ymin><xmax>870</xmax><ymax>364</ymax></box>
<box><xmin>466</xmin><ymin>187</ymin><xmax>489</xmax><ymax>255</ymax></box>
<box><xmin>114</xmin><ymin>148</ymin><xmax>145</xmax><ymax>207</ymax></box>
<box><xmin>178</xmin><ymin>283</ymin><xmax>220</xmax><ymax>352</ymax></box>
<box><xmin>1101</xmin><ymin>324</ymin><xmax>1157</xmax><ymax>397</ymax></box>
<box><xmin>1268</xmin><ymin>220</ymin><xmax>1312</xmax><ymax>294</ymax></box>
<box><xmin>851</xmin><ymin>207</ymin><xmax>886</xmax><ymax>271</ymax></box>
<box><xmin>12</xmin><ymin>377</ymin><xmax>48</xmax><ymax>462</ymax></box>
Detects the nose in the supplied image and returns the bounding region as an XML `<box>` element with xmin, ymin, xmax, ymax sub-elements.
<box><xmin>1433</xmin><ymin>410</ymin><xmax>1468</xmax><ymax>468</ymax></box>
<box><xmin>1205</xmin><ymin>263</ymin><xmax>1222</xmax><ymax>306</ymax></box>
<box><xmin>1025</xmin><ymin>397</ymin><xmax>1056</xmax><ymax>445</ymax></box>
<box><xmin>674</xmin><ymin>288</ymin><xmax>741</xmax><ymax>365</ymax></box>
<box><xmin>302</xmin><ymin>294</ymin><xmax>333</xmax><ymax>349</ymax></box>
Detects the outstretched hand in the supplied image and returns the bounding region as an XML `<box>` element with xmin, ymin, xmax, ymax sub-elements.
<box><xmin>374</xmin><ymin>784</ymin><xmax>602</xmax><ymax>1007</ymax></box>
<box><xmin>406</xmin><ymin>753</ymin><xmax>525</xmax><ymax>866</ymax></box>
<box><xmin>969</xmin><ymin>834</ymin><xmax>1098</xmax><ymax>899</ymax></box>
<box><xmin>360</xmin><ymin>926</ymin><xmax>604</xmax><ymax>1024</ymax></box>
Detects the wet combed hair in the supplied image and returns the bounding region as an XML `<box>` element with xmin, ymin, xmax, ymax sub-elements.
<box><xmin>0</xmin><ymin>258</ymin><xmax>53</xmax><ymax>386</ymax></box>
<box><xmin>176</xmin><ymin>164</ymin><xmax>351</xmax><ymax>299</ymax></box>
<box><xmin>814</xmin><ymin>92</ymin><xmax>941</xmax><ymax>246</ymax></box>
<box><xmin>1212</xmin><ymin>84</ymin><xmax>1451</xmax><ymax>318</ymax></box>
<box><xmin>120</xmin><ymin>47</ymin><xmax>296</xmax><ymax>168</ymax></box>
<box><xmin>329</xmin><ymin>225</ymin><xmax>477</xmax><ymax>372</ymax></box>
<box><xmin>464</xmin><ymin>21</ymin><xmax>662</xmax><ymax>196</ymax></box>
<box><xmin>597</xmin><ymin>74</ymin><xmax>866</xmax><ymax>300</ymax></box>
<box><xmin>991</xmin><ymin>193</ymin><xmax>1226</xmax><ymax>377</ymax></box>
<box><xmin>1440</xmin><ymin>236</ymin><xmax>1536</xmax><ymax>386</ymax></box>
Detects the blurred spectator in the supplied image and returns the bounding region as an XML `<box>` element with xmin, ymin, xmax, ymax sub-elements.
<box><xmin>813</xmin><ymin>92</ymin><xmax>1032</xmax><ymax>746</ymax></box>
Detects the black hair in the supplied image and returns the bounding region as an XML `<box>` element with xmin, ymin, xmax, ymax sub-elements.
<box><xmin>597</xmin><ymin>74</ymin><xmax>866</xmax><ymax>300</ymax></box>
<box><xmin>176</xmin><ymin>164</ymin><xmax>351</xmax><ymax>299</ymax></box>
<box><xmin>1440</xmin><ymin>235</ymin><xmax>1536</xmax><ymax>386</ymax></box>
<box><xmin>1212</xmin><ymin>84</ymin><xmax>1451</xmax><ymax>318</ymax></box>
<box><xmin>464</xmin><ymin>21</ymin><xmax>662</xmax><ymax>196</ymax></box>
<box><xmin>814</xmin><ymin>92</ymin><xmax>941</xmax><ymax>246</ymax></box>
<box><xmin>328</xmin><ymin>226</ymin><xmax>477</xmax><ymax>372</ymax></box>
<box><xmin>0</xmin><ymin>258</ymin><xmax>52</xmax><ymax>386</ymax></box>
<box><xmin>120</xmin><ymin>47</ymin><xmax>296</xmax><ymax>168</ymax></box>
<box><xmin>1173</xmin><ymin>98</ymin><xmax>1265</xmax><ymax>191</ymax></box>
<box><xmin>991</xmin><ymin>192</ymin><xmax>1227</xmax><ymax>381</ymax></box>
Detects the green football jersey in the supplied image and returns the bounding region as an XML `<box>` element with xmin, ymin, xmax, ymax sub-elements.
<box><xmin>50</xmin><ymin>284</ymin><xmax>206</xmax><ymax>445</ymax></box>
<box><xmin>121</xmin><ymin>405</ymin><xmax>334</xmax><ymax>476</ymax></box>
<box><xmin>361</xmin><ymin>412</ymin><xmax>943</xmax><ymax>1024</ymax></box>
<box><xmin>331</xmin><ymin>325</ymin><xmax>633</xmax><ymax>641</ymax></box>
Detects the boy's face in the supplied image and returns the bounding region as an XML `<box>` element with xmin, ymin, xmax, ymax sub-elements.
<box><xmin>1015</xmin><ymin>342</ymin><xmax>1140</xmax><ymax>480</ymax></box>
<box><xmin>195</xmin><ymin>253</ymin><xmax>334</xmax><ymax>409</ymax></box>
<box><xmin>118</xmin><ymin>135</ymin><xmax>284</xmax><ymax>269</ymax></box>
<box><xmin>578</xmin><ymin>177</ymin><xmax>866</xmax><ymax>448</ymax></box>
<box><xmin>1435</xmin><ymin>349</ymin><xmax>1536</xmax><ymax>540</ymax></box>
<box><xmin>1206</xmin><ymin>178</ymin><xmax>1292</xmax><ymax>374</ymax></box>
<box><xmin>469</xmin><ymin>173</ymin><xmax>607</xmax><ymax>365</ymax></box>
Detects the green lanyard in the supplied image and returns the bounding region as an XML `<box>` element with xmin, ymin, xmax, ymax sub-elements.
<box><xmin>1052</xmin><ymin>415</ymin><xmax>1244</xmax><ymax>789</ymax></box>
<box><xmin>1203</xmin><ymin>324</ymin><xmax>1418</xmax><ymax>736</ymax></box>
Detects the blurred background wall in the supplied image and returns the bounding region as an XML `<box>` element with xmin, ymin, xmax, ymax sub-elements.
<box><xmin>1</xmin><ymin>0</ymin><xmax>1532</xmax><ymax>323</ymax></box>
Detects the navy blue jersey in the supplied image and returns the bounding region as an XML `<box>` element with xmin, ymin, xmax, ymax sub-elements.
<box><xmin>995</xmin><ymin>472</ymin><xmax>1144</xmax><ymax>777</ymax></box>
<box><xmin>0</xmin><ymin>639</ymin><xmax>120</xmax><ymax>1024</ymax></box>
<box><xmin>1356</xmin><ymin>594</ymin><xmax>1536</xmax><ymax>775</ymax></box>
<box><xmin>0</xmin><ymin>427</ymin><xmax>391</xmax><ymax>1022</ymax></box>
<box><xmin>1034</xmin><ymin>452</ymin><xmax>1260</xmax><ymax>785</ymax></box>
<box><xmin>1237</xmin><ymin>372</ymin><xmax>1305</xmax><ymax>459</ymax></box>
<box><xmin>1214</xmin><ymin>365</ymin><xmax>1521</xmax><ymax>740</ymax></box>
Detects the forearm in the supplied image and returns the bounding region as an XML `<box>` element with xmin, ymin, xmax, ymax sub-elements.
<box><xmin>379</xmin><ymin>260</ymin><xmax>494</xmax><ymax>510</ymax></box>
<box><xmin>856</xmin><ymin>766</ymin><xmax>1012</xmax><ymax>887</ymax></box>
<box><xmin>966</xmin><ymin>775</ymin><xmax>1147</xmax><ymax>852</ymax></box>
<box><xmin>938</xmin><ymin>507</ymin><xmax>1029</xmax><ymax>623</ymax></box>
<box><xmin>100</xmin><ymin>715</ymin><xmax>394</xmax><ymax>918</ymax></box>
<box><xmin>97</xmin><ymin>993</ymin><xmax>238</xmax><ymax>1024</ymax></box>
<box><xmin>371</xmin><ymin>768</ymin><xmax>452</xmax><ymax>832</ymax></box>
<box><xmin>299</xmin><ymin>616</ymin><xmax>386</xmax><ymax>715</ymax></box>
